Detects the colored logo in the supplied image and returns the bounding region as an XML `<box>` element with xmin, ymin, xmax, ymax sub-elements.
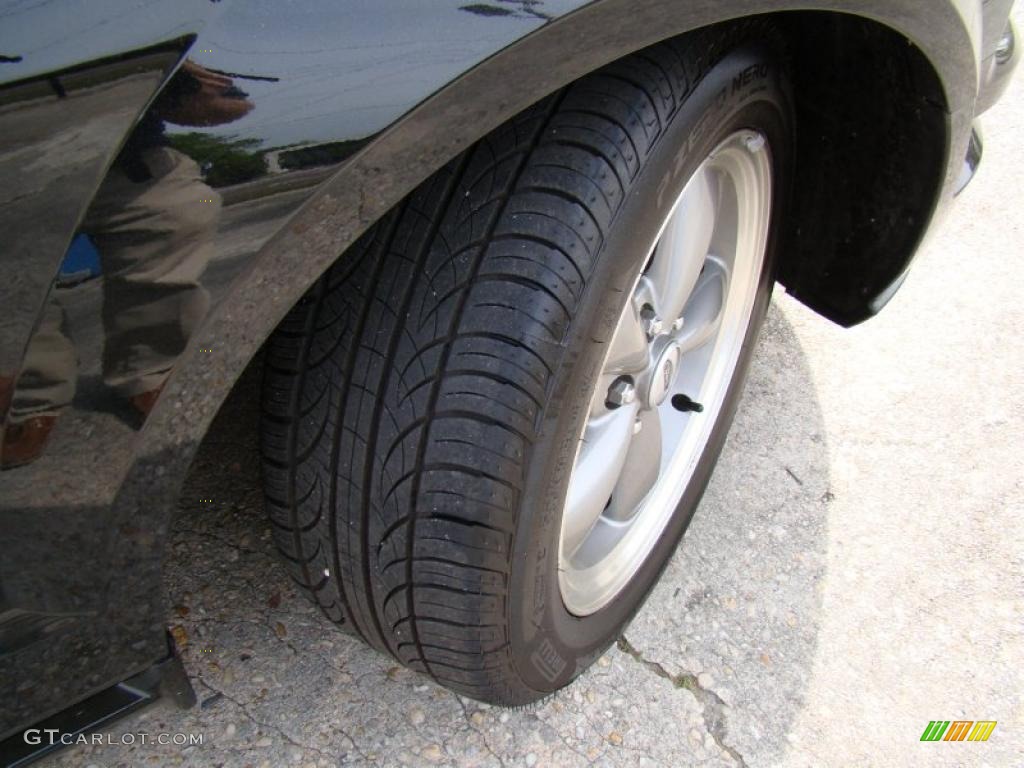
<box><xmin>920</xmin><ymin>721</ymin><xmax>997</xmax><ymax>742</ymax></box>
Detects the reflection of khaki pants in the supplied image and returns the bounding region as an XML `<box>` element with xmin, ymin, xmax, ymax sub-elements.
<box><xmin>11</xmin><ymin>148</ymin><xmax>217</xmax><ymax>419</ymax></box>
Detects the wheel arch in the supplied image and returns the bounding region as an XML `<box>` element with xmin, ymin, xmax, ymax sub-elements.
<box><xmin>143</xmin><ymin>0</ymin><xmax>976</xmax><ymax>605</ymax></box>
<box><xmin>181</xmin><ymin>0</ymin><xmax>973</xmax><ymax>409</ymax></box>
<box><xmin>774</xmin><ymin>11</ymin><xmax>956</xmax><ymax>326</ymax></box>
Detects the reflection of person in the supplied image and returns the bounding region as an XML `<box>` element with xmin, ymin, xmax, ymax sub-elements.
<box><xmin>1</xmin><ymin>61</ymin><xmax>253</xmax><ymax>468</ymax></box>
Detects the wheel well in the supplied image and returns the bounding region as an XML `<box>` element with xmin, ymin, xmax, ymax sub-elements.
<box><xmin>772</xmin><ymin>11</ymin><xmax>949</xmax><ymax>326</ymax></box>
<box><xmin>169</xmin><ymin>5</ymin><xmax>955</xmax><ymax>600</ymax></box>
<box><xmin>196</xmin><ymin>10</ymin><xmax>954</xmax><ymax>490</ymax></box>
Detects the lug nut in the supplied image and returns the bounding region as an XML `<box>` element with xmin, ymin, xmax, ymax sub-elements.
<box><xmin>996</xmin><ymin>24</ymin><xmax>1014</xmax><ymax>64</ymax></box>
<box><xmin>672</xmin><ymin>317</ymin><xmax>684</xmax><ymax>331</ymax></box>
<box><xmin>640</xmin><ymin>307</ymin><xmax>664</xmax><ymax>337</ymax></box>
<box><xmin>606</xmin><ymin>377</ymin><xmax>636</xmax><ymax>409</ymax></box>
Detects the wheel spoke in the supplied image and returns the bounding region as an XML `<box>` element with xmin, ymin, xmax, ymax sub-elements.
<box><xmin>557</xmin><ymin>129</ymin><xmax>774</xmax><ymax>617</ymax></box>
<box><xmin>605</xmin><ymin>407</ymin><xmax>662</xmax><ymax>521</ymax></box>
<box><xmin>646</xmin><ymin>167</ymin><xmax>718</xmax><ymax>325</ymax></box>
<box><xmin>676</xmin><ymin>257</ymin><xmax>727</xmax><ymax>356</ymax></box>
<box><xmin>604</xmin><ymin>298</ymin><xmax>649</xmax><ymax>374</ymax></box>
<box><xmin>562</xmin><ymin>402</ymin><xmax>640</xmax><ymax>558</ymax></box>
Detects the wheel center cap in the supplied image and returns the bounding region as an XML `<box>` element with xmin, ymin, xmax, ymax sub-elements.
<box><xmin>647</xmin><ymin>341</ymin><xmax>681</xmax><ymax>407</ymax></box>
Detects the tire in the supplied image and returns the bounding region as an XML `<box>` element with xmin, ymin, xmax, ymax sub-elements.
<box><xmin>260</xmin><ymin>22</ymin><xmax>793</xmax><ymax>705</ymax></box>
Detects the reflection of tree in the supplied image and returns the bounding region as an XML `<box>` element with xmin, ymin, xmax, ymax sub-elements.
<box><xmin>167</xmin><ymin>133</ymin><xmax>267</xmax><ymax>187</ymax></box>
<box><xmin>460</xmin><ymin>3</ymin><xmax>514</xmax><ymax>16</ymax></box>
<box><xmin>277</xmin><ymin>139</ymin><xmax>366</xmax><ymax>171</ymax></box>
<box><xmin>460</xmin><ymin>1</ymin><xmax>550</xmax><ymax>20</ymax></box>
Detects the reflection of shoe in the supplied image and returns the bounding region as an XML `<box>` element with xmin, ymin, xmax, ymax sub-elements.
<box><xmin>1</xmin><ymin>415</ymin><xmax>57</xmax><ymax>469</ymax></box>
<box><xmin>128</xmin><ymin>387</ymin><xmax>164</xmax><ymax>418</ymax></box>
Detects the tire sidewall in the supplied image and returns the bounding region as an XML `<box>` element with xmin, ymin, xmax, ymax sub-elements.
<box><xmin>507</xmin><ymin>41</ymin><xmax>794</xmax><ymax>694</ymax></box>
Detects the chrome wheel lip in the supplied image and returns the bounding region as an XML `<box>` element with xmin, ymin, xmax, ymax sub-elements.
<box><xmin>557</xmin><ymin>130</ymin><xmax>774</xmax><ymax>617</ymax></box>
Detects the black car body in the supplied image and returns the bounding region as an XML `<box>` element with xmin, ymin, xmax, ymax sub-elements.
<box><xmin>0</xmin><ymin>0</ymin><xmax>1017</xmax><ymax>763</ymax></box>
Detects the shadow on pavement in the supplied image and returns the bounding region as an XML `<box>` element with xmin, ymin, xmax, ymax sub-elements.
<box><xmin>625</xmin><ymin>301</ymin><xmax>830</xmax><ymax>764</ymax></box>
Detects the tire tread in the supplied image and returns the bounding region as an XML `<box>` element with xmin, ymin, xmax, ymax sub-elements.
<box><xmin>259</xmin><ymin>26</ymin><xmax>775</xmax><ymax>702</ymax></box>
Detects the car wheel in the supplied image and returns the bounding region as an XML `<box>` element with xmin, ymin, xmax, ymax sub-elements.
<box><xmin>260</xmin><ymin>23</ymin><xmax>793</xmax><ymax>705</ymax></box>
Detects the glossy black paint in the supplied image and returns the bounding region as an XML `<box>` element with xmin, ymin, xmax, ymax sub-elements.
<box><xmin>0</xmin><ymin>0</ymin><xmax>1014</xmax><ymax>747</ymax></box>
<box><xmin>956</xmin><ymin>127</ymin><xmax>984</xmax><ymax>195</ymax></box>
<box><xmin>0</xmin><ymin>0</ymin><xmax>588</xmax><ymax>741</ymax></box>
<box><xmin>0</xmin><ymin>633</ymin><xmax>193</xmax><ymax>768</ymax></box>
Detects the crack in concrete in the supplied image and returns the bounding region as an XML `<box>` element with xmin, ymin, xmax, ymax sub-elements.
<box><xmin>453</xmin><ymin>695</ymin><xmax>509</xmax><ymax>768</ymax></box>
<box><xmin>617</xmin><ymin>635</ymin><xmax>748</xmax><ymax>768</ymax></box>
<box><xmin>199</xmin><ymin>678</ymin><xmax>369</xmax><ymax>763</ymax></box>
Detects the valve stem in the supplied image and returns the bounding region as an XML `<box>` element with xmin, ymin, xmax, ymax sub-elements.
<box><xmin>671</xmin><ymin>394</ymin><xmax>704</xmax><ymax>413</ymax></box>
